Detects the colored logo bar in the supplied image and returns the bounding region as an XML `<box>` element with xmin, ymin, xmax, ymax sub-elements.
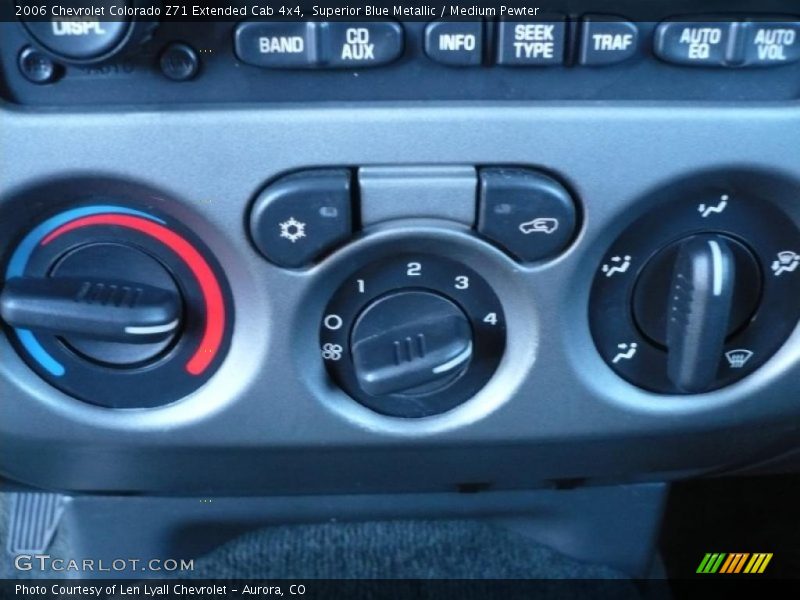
<box><xmin>697</xmin><ymin>552</ymin><xmax>773</xmax><ymax>574</ymax></box>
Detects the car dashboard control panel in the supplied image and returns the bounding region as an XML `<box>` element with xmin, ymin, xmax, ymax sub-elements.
<box><xmin>2</xmin><ymin>0</ymin><xmax>800</xmax><ymax>105</ymax></box>
<box><xmin>4</xmin><ymin>2</ymin><xmax>800</xmax><ymax>495</ymax></box>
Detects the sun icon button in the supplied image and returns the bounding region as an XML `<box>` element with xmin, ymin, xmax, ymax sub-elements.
<box><xmin>279</xmin><ymin>217</ymin><xmax>307</xmax><ymax>243</ymax></box>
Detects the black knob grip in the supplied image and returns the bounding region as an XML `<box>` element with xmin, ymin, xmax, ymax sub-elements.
<box><xmin>665</xmin><ymin>235</ymin><xmax>735</xmax><ymax>393</ymax></box>
<box><xmin>351</xmin><ymin>291</ymin><xmax>473</xmax><ymax>397</ymax></box>
<box><xmin>0</xmin><ymin>277</ymin><xmax>181</xmax><ymax>344</ymax></box>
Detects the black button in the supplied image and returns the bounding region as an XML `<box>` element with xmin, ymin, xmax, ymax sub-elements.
<box><xmin>250</xmin><ymin>170</ymin><xmax>353</xmax><ymax>268</ymax></box>
<box><xmin>477</xmin><ymin>169</ymin><xmax>576</xmax><ymax>262</ymax></box>
<box><xmin>234</xmin><ymin>21</ymin><xmax>318</xmax><ymax>68</ymax></box>
<box><xmin>159</xmin><ymin>43</ymin><xmax>200</xmax><ymax>81</ymax></box>
<box><xmin>654</xmin><ymin>20</ymin><xmax>736</xmax><ymax>67</ymax></box>
<box><xmin>579</xmin><ymin>15</ymin><xmax>639</xmax><ymax>66</ymax></box>
<box><xmin>740</xmin><ymin>21</ymin><xmax>800</xmax><ymax>67</ymax></box>
<box><xmin>424</xmin><ymin>21</ymin><xmax>483</xmax><ymax>66</ymax></box>
<box><xmin>322</xmin><ymin>21</ymin><xmax>403</xmax><ymax>68</ymax></box>
<box><xmin>18</xmin><ymin>46</ymin><xmax>59</xmax><ymax>84</ymax></box>
<box><xmin>23</xmin><ymin>1</ymin><xmax>130</xmax><ymax>61</ymax></box>
<box><xmin>496</xmin><ymin>18</ymin><xmax>566</xmax><ymax>66</ymax></box>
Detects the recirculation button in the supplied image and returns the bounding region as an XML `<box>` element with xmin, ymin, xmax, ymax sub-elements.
<box><xmin>477</xmin><ymin>168</ymin><xmax>577</xmax><ymax>262</ymax></box>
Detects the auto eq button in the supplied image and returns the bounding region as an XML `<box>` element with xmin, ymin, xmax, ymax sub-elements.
<box><xmin>250</xmin><ymin>170</ymin><xmax>353</xmax><ymax>268</ymax></box>
<box><xmin>477</xmin><ymin>168</ymin><xmax>577</xmax><ymax>262</ymax></box>
<box><xmin>654</xmin><ymin>20</ymin><xmax>737</xmax><ymax>67</ymax></box>
<box><xmin>496</xmin><ymin>18</ymin><xmax>567</xmax><ymax>66</ymax></box>
<box><xmin>234</xmin><ymin>21</ymin><xmax>318</xmax><ymax>68</ymax></box>
<box><xmin>322</xmin><ymin>22</ymin><xmax>403</xmax><ymax>68</ymax></box>
<box><xmin>579</xmin><ymin>16</ymin><xmax>639</xmax><ymax>66</ymax></box>
<box><xmin>424</xmin><ymin>21</ymin><xmax>484</xmax><ymax>66</ymax></box>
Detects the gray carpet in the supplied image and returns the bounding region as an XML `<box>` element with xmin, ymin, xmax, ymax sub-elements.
<box><xmin>189</xmin><ymin>520</ymin><xmax>633</xmax><ymax>580</ymax></box>
<box><xmin>0</xmin><ymin>489</ymin><xmax>636</xmax><ymax>585</ymax></box>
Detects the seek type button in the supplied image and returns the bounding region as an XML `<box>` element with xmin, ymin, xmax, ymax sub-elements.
<box><xmin>496</xmin><ymin>18</ymin><xmax>567</xmax><ymax>66</ymax></box>
<box><xmin>741</xmin><ymin>21</ymin><xmax>800</xmax><ymax>66</ymax></box>
<box><xmin>580</xmin><ymin>16</ymin><xmax>639</xmax><ymax>65</ymax></box>
<box><xmin>477</xmin><ymin>168</ymin><xmax>577</xmax><ymax>262</ymax></box>
<box><xmin>654</xmin><ymin>20</ymin><xmax>736</xmax><ymax>66</ymax></box>
<box><xmin>425</xmin><ymin>21</ymin><xmax>483</xmax><ymax>66</ymax></box>
<box><xmin>322</xmin><ymin>22</ymin><xmax>403</xmax><ymax>68</ymax></box>
<box><xmin>234</xmin><ymin>21</ymin><xmax>318</xmax><ymax>68</ymax></box>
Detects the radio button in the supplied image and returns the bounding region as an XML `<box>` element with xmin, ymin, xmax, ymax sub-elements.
<box><xmin>234</xmin><ymin>21</ymin><xmax>318</xmax><ymax>68</ymax></box>
<box><xmin>496</xmin><ymin>18</ymin><xmax>567</xmax><ymax>66</ymax></box>
<box><xmin>322</xmin><ymin>21</ymin><xmax>403</xmax><ymax>68</ymax></box>
<box><xmin>740</xmin><ymin>21</ymin><xmax>800</xmax><ymax>67</ymax></box>
<box><xmin>424</xmin><ymin>21</ymin><xmax>483</xmax><ymax>66</ymax></box>
<box><xmin>654</xmin><ymin>20</ymin><xmax>736</xmax><ymax>67</ymax></box>
<box><xmin>579</xmin><ymin>16</ymin><xmax>639</xmax><ymax>66</ymax></box>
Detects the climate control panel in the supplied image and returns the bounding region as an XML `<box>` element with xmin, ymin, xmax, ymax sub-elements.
<box><xmin>4</xmin><ymin>168</ymin><xmax>800</xmax><ymax>414</ymax></box>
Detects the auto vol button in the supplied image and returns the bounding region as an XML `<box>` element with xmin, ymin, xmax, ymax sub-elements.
<box><xmin>740</xmin><ymin>20</ymin><xmax>800</xmax><ymax>67</ymax></box>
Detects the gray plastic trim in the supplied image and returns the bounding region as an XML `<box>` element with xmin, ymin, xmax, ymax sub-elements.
<box><xmin>1</xmin><ymin>100</ymin><xmax>800</xmax><ymax>493</ymax></box>
<box><xmin>358</xmin><ymin>165</ymin><xmax>477</xmax><ymax>226</ymax></box>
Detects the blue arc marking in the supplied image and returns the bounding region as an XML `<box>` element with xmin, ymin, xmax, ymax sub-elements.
<box><xmin>5</xmin><ymin>205</ymin><xmax>165</xmax><ymax>377</ymax></box>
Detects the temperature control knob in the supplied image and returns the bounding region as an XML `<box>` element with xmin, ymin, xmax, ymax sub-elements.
<box><xmin>0</xmin><ymin>204</ymin><xmax>233</xmax><ymax>408</ymax></box>
<box><xmin>1</xmin><ymin>242</ymin><xmax>182</xmax><ymax>366</ymax></box>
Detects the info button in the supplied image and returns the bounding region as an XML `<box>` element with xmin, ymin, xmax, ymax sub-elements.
<box><xmin>425</xmin><ymin>21</ymin><xmax>484</xmax><ymax>66</ymax></box>
<box><xmin>234</xmin><ymin>21</ymin><xmax>318</xmax><ymax>68</ymax></box>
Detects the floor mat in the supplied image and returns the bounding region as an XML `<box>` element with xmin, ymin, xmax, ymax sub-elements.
<box><xmin>189</xmin><ymin>519</ymin><xmax>634</xmax><ymax>581</ymax></box>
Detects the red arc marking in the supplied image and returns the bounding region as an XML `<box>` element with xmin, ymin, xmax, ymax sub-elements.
<box><xmin>42</xmin><ymin>214</ymin><xmax>225</xmax><ymax>376</ymax></box>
